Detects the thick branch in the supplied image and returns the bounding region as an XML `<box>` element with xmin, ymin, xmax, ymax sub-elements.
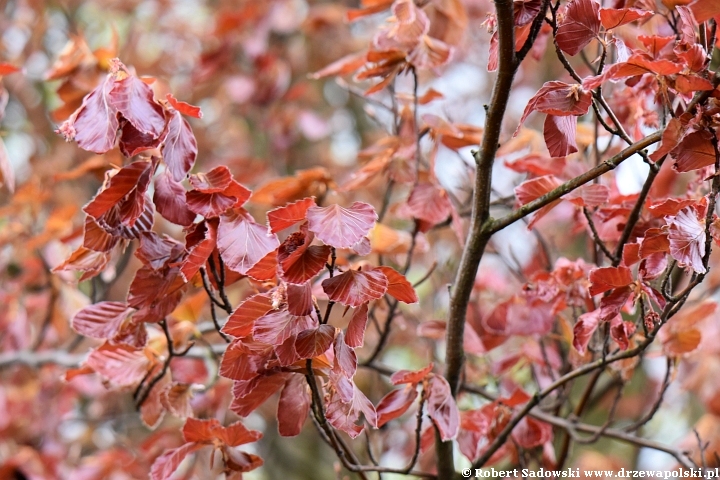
<box><xmin>440</xmin><ymin>0</ymin><xmax>518</xmax><ymax>476</ymax></box>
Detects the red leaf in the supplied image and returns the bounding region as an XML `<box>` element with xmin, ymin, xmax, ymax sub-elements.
<box><xmin>326</xmin><ymin>375</ymin><xmax>377</xmax><ymax>437</ymax></box>
<box><xmin>544</xmin><ymin>114</ymin><xmax>578</xmax><ymax>157</ymax></box>
<box><xmin>223</xmin><ymin>448</ymin><xmax>264</xmax><ymax>473</ymax></box>
<box><xmin>374</xmin><ymin>266</ymin><xmax>418</xmax><ymax>303</ymax></box>
<box><xmin>598</xmin><ymin>286</ymin><xmax>633</xmax><ymax>321</ymax></box>
<box><xmin>639</xmin><ymin>228</ymin><xmax>670</xmax><ymax>258</ymax></box>
<box><xmin>231</xmin><ymin>375</ymin><xmax>287</xmax><ymax>417</ymax></box>
<box><xmin>322</xmin><ymin>269</ymin><xmax>389</xmax><ymax>307</ymax></box>
<box><xmin>57</xmin><ymin>77</ymin><xmax>119</xmax><ymax>154</ymax></box>
<box><xmin>54</xmin><ymin>246</ymin><xmax>111</xmax><ymax>281</ymax></box>
<box><xmin>216</xmin><ymin>421</ymin><xmax>263</xmax><ymax>447</ymax></box>
<box><xmin>180</xmin><ymin>220</ymin><xmax>217</xmax><ymax>282</ymax></box>
<box><xmin>182</xmin><ymin>417</ymin><xmax>218</xmax><ymax>443</ymax></box>
<box><xmin>333</xmin><ymin>332</ymin><xmax>357</xmax><ymax>378</ymax></box>
<box><xmin>515</xmin><ymin>0</ymin><xmax>543</xmax><ymax>26</ymax></box>
<box><xmin>666</xmin><ymin>206</ymin><xmax>706</xmax><ymax>274</ymax></box>
<box><xmin>84</xmin><ymin>161</ymin><xmax>153</xmax><ymax>220</ymax></box>
<box><xmin>588</xmin><ymin>266</ymin><xmax>633</xmax><ymax>296</ymax></box>
<box><xmin>573</xmin><ymin>310</ymin><xmax>600</xmax><ymax>354</ymax></box>
<box><xmin>599</xmin><ymin>7</ymin><xmax>652</xmax><ymax>29</ymax></box>
<box><xmin>108</xmin><ymin>69</ymin><xmax>166</xmax><ymax>138</ymax></box>
<box><xmin>610</xmin><ymin>317</ymin><xmax>635</xmax><ymax>350</ymax></box>
<box><xmin>650</xmin><ymin>118</ymin><xmax>684</xmax><ymax>162</ymax></box>
<box><xmin>345</xmin><ymin>304</ymin><xmax>369</xmax><ymax>348</ymax></box>
<box><xmin>287</xmin><ymin>281</ymin><xmax>313</xmax><ymax>316</ymax></box>
<box><xmin>189</xmin><ymin>166</ymin><xmax>233</xmax><ymax>192</ymax></box>
<box><xmin>246</xmin><ymin>249</ymin><xmax>279</xmax><ymax>281</ymax></box>
<box><xmin>162</xmin><ymin>110</ymin><xmax>198</xmax><ymax>182</ymax></box>
<box><xmin>566</xmin><ymin>183</ymin><xmax>609</xmax><ymax>207</ymax></box>
<box><xmin>253</xmin><ymin>311</ymin><xmax>315</xmax><ymax>346</ymax></box>
<box><xmin>512</xmin><ymin>417</ymin><xmax>553</xmax><ymax>448</ymax></box>
<box><xmin>161</xmin><ymin>382</ymin><xmax>194</xmax><ymax>418</ymax></box>
<box><xmin>218</xmin><ymin>210</ymin><xmax>279</xmax><ymax>274</ymax></box>
<box><xmin>426</xmin><ymin>375</ymin><xmax>459</xmax><ymax>441</ymax></box>
<box><xmin>278</xmin><ymin>375</ymin><xmax>310</xmax><ymax>437</ymax></box>
<box><xmin>85</xmin><ymin>344</ymin><xmax>151</xmax><ymax>387</ymax></box>
<box><xmin>222</xmin><ymin>293</ymin><xmax>273</xmax><ymax>338</ymax></box>
<box><xmin>675</xmin><ymin>75</ymin><xmax>714</xmax><ymax>94</ymax></box>
<box><xmin>278</xmin><ymin>228</ymin><xmax>331</xmax><ymax>284</ymax></box>
<box><xmin>689</xmin><ymin>0</ymin><xmax>720</xmax><ymax>23</ymax></box>
<box><xmin>391</xmin><ymin>363</ymin><xmax>434</xmax><ymax>385</ymax></box>
<box><xmin>397</xmin><ymin>182</ymin><xmax>453</xmax><ymax>226</ymax></box>
<box><xmin>556</xmin><ymin>0</ymin><xmax>600</xmax><ymax>56</ymax></box>
<box><xmin>672</xmin><ymin>130</ymin><xmax>716</xmax><ymax>173</ymax></box>
<box><xmin>295</xmin><ymin>324</ymin><xmax>335</xmax><ymax>359</ymax></box>
<box><xmin>517</xmin><ymin>82</ymin><xmax>592</xmax><ymax>132</ymax></box>
<box><xmin>150</xmin><ymin>443</ymin><xmax>203</xmax><ymax>480</ymax></box>
<box><xmin>185</xmin><ymin>167</ymin><xmax>251</xmax><ymax>218</ymax></box>
<box><xmin>376</xmin><ymin>385</ymin><xmax>418</xmax><ymax>427</ymax></box>
<box><xmin>72</xmin><ymin>301</ymin><xmax>133</xmax><ymax>339</ymax></box>
<box><xmin>0</xmin><ymin>63</ymin><xmax>21</xmax><ymax>75</ymax></box>
<box><xmin>118</xmin><ymin>120</ymin><xmax>166</xmax><ymax>157</ymax></box>
<box><xmin>166</xmin><ymin>93</ymin><xmax>203</xmax><ymax>119</ymax></box>
<box><xmin>306</xmin><ymin>202</ymin><xmax>377</xmax><ymax>249</ymax></box>
<box><xmin>153</xmin><ymin>171</ymin><xmax>196</xmax><ymax>226</ymax></box>
<box><xmin>514</xmin><ymin>175</ymin><xmax>563</xmax><ymax>228</ymax></box>
<box><xmin>267</xmin><ymin>197</ymin><xmax>317</xmax><ymax>233</ymax></box>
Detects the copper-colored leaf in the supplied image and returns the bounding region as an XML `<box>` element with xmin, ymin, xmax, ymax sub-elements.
<box><xmin>218</xmin><ymin>210</ymin><xmax>279</xmax><ymax>274</ymax></box>
<box><xmin>322</xmin><ymin>269</ymin><xmax>388</xmax><ymax>307</ymax></box>
<box><xmin>307</xmin><ymin>202</ymin><xmax>377</xmax><ymax>249</ymax></box>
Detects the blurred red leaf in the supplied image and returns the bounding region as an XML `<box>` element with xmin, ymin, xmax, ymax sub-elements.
<box><xmin>588</xmin><ymin>266</ymin><xmax>633</xmax><ymax>296</ymax></box>
<box><xmin>150</xmin><ymin>442</ymin><xmax>203</xmax><ymax>480</ymax></box>
<box><xmin>391</xmin><ymin>363</ymin><xmax>434</xmax><ymax>385</ymax></box>
<box><xmin>512</xmin><ymin>417</ymin><xmax>553</xmax><ymax>448</ymax></box>
<box><xmin>599</xmin><ymin>7</ymin><xmax>652</xmax><ymax>29</ymax></box>
<box><xmin>514</xmin><ymin>175</ymin><xmax>563</xmax><ymax>228</ymax></box>
<box><xmin>376</xmin><ymin>385</ymin><xmax>418</xmax><ymax>427</ymax></box>
<box><xmin>277</xmin><ymin>375</ymin><xmax>310</xmax><ymax>437</ymax></box>
<box><xmin>426</xmin><ymin>375</ymin><xmax>459</xmax><ymax>441</ymax></box>
<box><xmin>166</xmin><ymin>93</ymin><xmax>203</xmax><ymax>119</ymax></box>
<box><xmin>72</xmin><ymin>301</ymin><xmax>134</xmax><ymax>339</ymax></box>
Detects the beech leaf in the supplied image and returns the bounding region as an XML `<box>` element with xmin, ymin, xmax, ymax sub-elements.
<box><xmin>218</xmin><ymin>210</ymin><xmax>279</xmax><ymax>275</ymax></box>
<box><xmin>307</xmin><ymin>202</ymin><xmax>377</xmax><ymax>249</ymax></box>
<box><xmin>322</xmin><ymin>269</ymin><xmax>389</xmax><ymax>307</ymax></box>
<box><xmin>556</xmin><ymin>0</ymin><xmax>601</xmax><ymax>56</ymax></box>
